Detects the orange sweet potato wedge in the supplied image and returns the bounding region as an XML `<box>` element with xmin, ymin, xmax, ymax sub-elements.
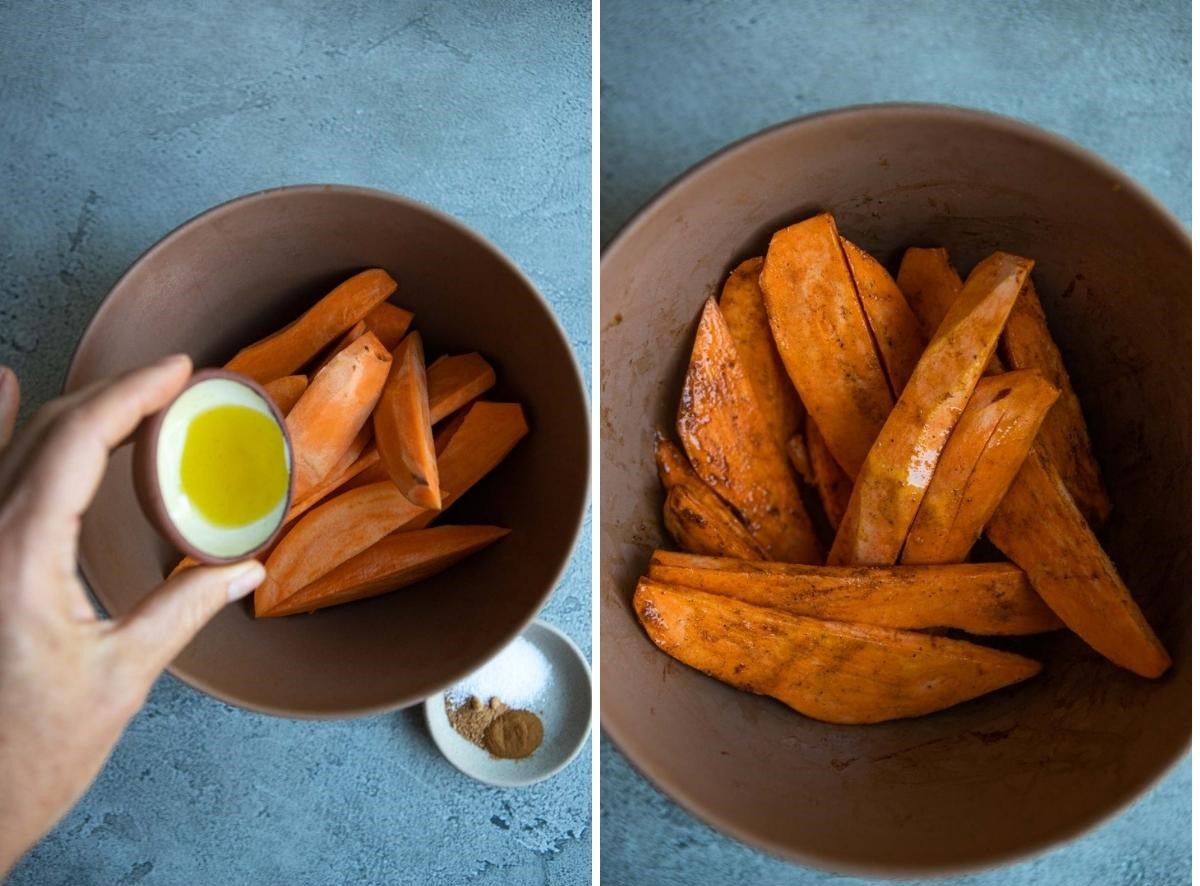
<box><xmin>1002</xmin><ymin>280</ymin><xmax>1112</xmax><ymax>525</ymax></box>
<box><xmin>262</xmin><ymin>375</ymin><xmax>308</xmax><ymax>416</ymax></box>
<box><xmin>375</xmin><ymin>332</ymin><xmax>441</xmax><ymax>510</ymax></box>
<box><xmin>286</xmin><ymin>330</ymin><xmax>391</xmax><ymax>501</ymax></box>
<box><xmin>718</xmin><ymin>257</ymin><xmax>804</xmax><ymax>453</ymax></box>
<box><xmin>805</xmin><ymin>414</ymin><xmax>852</xmax><ymax>531</ymax></box>
<box><xmin>902</xmin><ymin>371</ymin><xmax>1058</xmax><ymax>564</ymax></box>
<box><xmin>363</xmin><ymin>301</ymin><xmax>414</xmax><ymax>351</ymax></box>
<box><xmin>427</xmin><ymin>353</ymin><xmax>497</xmax><ymax>418</ymax></box>
<box><xmin>987</xmin><ymin>449</ymin><xmax>1170</xmax><ymax>678</ymax></box>
<box><xmin>896</xmin><ymin>247</ymin><xmax>964</xmax><ymax>340</ymax></box>
<box><xmin>634</xmin><ymin>580</ymin><xmax>1042</xmax><ymax>724</ymax></box>
<box><xmin>677</xmin><ymin>298</ymin><xmax>822</xmax><ymax>563</ymax></box>
<box><xmin>225</xmin><ymin>269</ymin><xmax>397</xmax><ymax>383</ymax></box>
<box><xmin>841</xmin><ymin>237</ymin><xmax>926</xmax><ymax>396</ymax></box>
<box><xmin>760</xmin><ymin>213</ymin><xmax>894</xmax><ymax>477</ymax></box>
<box><xmin>256</xmin><ymin>401</ymin><xmax>527</xmax><ymax>614</ymax></box>
<box><xmin>259</xmin><ymin>525</ymin><xmax>509</xmax><ymax>617</ymax></box>
<box><xmin>829</xmin><ymin>252</ymin><xmax>1032</xmax><ymax>565</ymax></box>
<box><xmin>785</xmin><ymin>433</ymin><xmax>812</xmax><ymax>483</ymax></box>
<box><xmin>656</xmin><ymin>433</ymin><xmax>765</xmax><ymax>560</ymax></box>
<box><xmin>284</xmin><ymin>433</ymin><xmax>378</xmax><ymax>524</ymax></box>
<box><xmin>647</xmin><ymin>551</ymin><xmax>1061</xmax><ymax>635</ymax></box>
<box><xmin>311</xmin><ymin>320</ymin><xmax>367</xmax><ymax>375</ymax></box>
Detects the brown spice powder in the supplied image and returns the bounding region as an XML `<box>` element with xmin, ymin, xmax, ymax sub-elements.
<box><xmin>446</xmin><ymin>694</ymin><xmax>544</xmax><ymax>759</ymax></box>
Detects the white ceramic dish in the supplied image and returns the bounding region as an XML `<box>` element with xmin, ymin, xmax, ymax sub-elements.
<box><xmin>425</xmin><ymin>620</ymin><xmax>592</xmax><ymax>787</ymax></box>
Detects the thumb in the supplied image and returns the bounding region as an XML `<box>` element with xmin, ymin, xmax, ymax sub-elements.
<box><xmin>116</xmin><ymin>559</ymin><xmax>265</xmax><ymax>678</ymax></box>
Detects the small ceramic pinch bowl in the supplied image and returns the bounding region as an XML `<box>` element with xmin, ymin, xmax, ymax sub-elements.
<box><xmin>425</xmin><ymin>620</ymin><xmax>592</xmax><ymax>788</ymax></box>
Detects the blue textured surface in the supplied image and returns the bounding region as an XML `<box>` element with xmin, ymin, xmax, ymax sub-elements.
<box><xmin>600</xmin><ymin>1</ymin><xmax>1190</xmax><ymax>884</ymax></box>
<box><xmin>0</xmin><ymin>2</ymin><xmax>590</xmax><ymax>884</ymax></box>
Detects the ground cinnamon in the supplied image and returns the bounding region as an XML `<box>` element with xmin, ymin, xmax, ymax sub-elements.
<box><xmin>446</xmin><ymin>694</ymin><xmax>544</xmax><ymax>760</ymax></box>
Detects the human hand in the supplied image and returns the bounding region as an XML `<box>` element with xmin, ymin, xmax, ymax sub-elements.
<box><xmin>0</xmin><ymin>356</ymin><xmax>266</xmax><ymax>875</ymax></box>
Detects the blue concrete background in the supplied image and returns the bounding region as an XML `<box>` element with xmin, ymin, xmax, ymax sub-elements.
<box><xmin>0</xmin><ymin>2</ymin><xmax>590</xmax><ymax>885</ymax></box>
<box><xmin>600</xmin><ymin>1</ymin><xmax>1190</xmax><ymax>884</ymax></box>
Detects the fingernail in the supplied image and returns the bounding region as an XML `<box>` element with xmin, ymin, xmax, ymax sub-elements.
<box><xmin>157</xmin><ymin>353</ymin><xmax>191</xmax><ymax>372</ymax></box>
<box><xmin>227</xmin><ymin>561</ymin><xmax>266</xmax><ymax>602</ymax></box>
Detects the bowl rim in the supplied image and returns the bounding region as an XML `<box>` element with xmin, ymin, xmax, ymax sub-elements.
<box><xmin>422</xmin><ymin>619</ymin><xmax>594</xmax><ymax>788</ymax></box>
<box><xmin>66</xmin><ymin>183</ymin><xmax>590</xmax><ymax>720</ymax></box>
<box><xmin>599</xmin><ymin>102</ymin><xmax>1191</xmax><ymax>875</ymax></box>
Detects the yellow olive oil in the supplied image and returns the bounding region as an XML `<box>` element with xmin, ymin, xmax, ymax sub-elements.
<box><xmin>180</xmin><ymin>405</ymin><xmax>289</xmax><ymax>526</ymax></box>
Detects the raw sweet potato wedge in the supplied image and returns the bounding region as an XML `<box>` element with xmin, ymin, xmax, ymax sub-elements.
<box><xmin>829</xmin><ymin>252</ymin><xmax>1032</xmax><ymax>565</ymax></box>
<box><xmin>311</xmin><ymin>320</ymin><xmax>367</xmax><ymax>375</ymax></box>
<box><xmin>286</xmin><ymin>330</ymin><xmax>391</xmax><ymax>502</ymax></box>
<box><xmin>903</xmin><ymin>370</ymin><xmax>1058</xmax><ymax>564</ymax></box>
<box><xmin>426</xmin><ymin>353</ymin><xmax>497</xmax><ymax>418</ymax></box>
<box><xmin>987</xmin><ymin>449</ymin><xmax>1170</xmax><ymax>678</ymax></box>
<box><xmin>677</xmin><ymin>298</ymin><xmax>821</xmax><ymax>563</ymax></box>
<box><xmin>1002</xmin><ymin>280</ymin><xmax>1111</xmax><ymax>525</ymax></box>
<box><xmin>256</xmin><ymin>401</ymin><xmax>527</xmax><ymax>615</ymax></box>
<box><xmin>896</xmin><ymin>247</ymin><xmax>964</xmax><ymax>340</ymax></box>
<box><xmin>718</xmin><ymin>257</ymin><xmax>804</xmax><ymax>454</ymax></box>
<box><xmin>634</xmin><ymin>579</ymin><xmax>1042</xmax><ymax>724</ymax></box>
<box><xmin>262</xmin><ymin>375</ymin><xmax>308</xmax><ymax>416</ymax></box>
<box><xmin>225</xmin><ymin>268</ymin><xmax>397</xmax><ymax>383</ymax></box>
<box><xmin>648</xmin><ymin>551</ymin><xmax>1061</xmax><ymax>635</ymax></box>
<box><xmin>259</xmin><ymin>525</ymin><xmax>509</xmax><ymax>617</ymax></box>
<box><xmin>760</xmin><ymin>213</ymin><xmax>894</xmax><ymax>477</ymax></box>
<box><xmin>656</xmin><ymin>433</ymin><xmax>765</xmax><ymax>559</ymax></box>
<box><xmin>804</xmin><ymin>414</ymin><xmax>852</xmax><ymax>531</ymax></box>
<box><xmin>841</xmin><ymin>237</ymin><xmax>927</xmax><ymax>396</ymax></box>
<box><xmin>362</xmin><ymin>301</ymin><xmax>414</xmax><ymax>351</ymax></box>
<box><xmin>375</xmin><ymin>332</ymin><xmax>441</xmax><ymax>510</ymax></box>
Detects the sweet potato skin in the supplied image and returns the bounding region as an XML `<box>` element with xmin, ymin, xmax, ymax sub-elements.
<box><xmin>677</xmin><ymin>298</ymin><xmax>821</xmax><ymax>563</ymax></box>
<box><xmin>902</xmin><ymin>370</ymin><xmax>1058</xmax><ymax>564</ymax></box>
<box><xmin>656</xmin><ymin>433</ymin><xmax>765</xmax><ymax>560</ymax></box>
<box><xmin>829</xmin><ymin>252</ymin><xmax>1032</xmax><ymax>566</ymax></box>
<box><xmin>1002</xmin><ymin>280</ymin><xmax>1111</xmax><ymax>525</ymax></box>
<box><xmin>986</xmin><ymin>448</ymin><xmax>1170</xmax><ymax>678</ymax></box>
<box><xmin>719</xmin><ymin>257</ymin><xmax>803</xmax><ymax>454</ymax></box>
<box><xmin>634</xmin><ymin>579</ymin><xmax>1042</xmax><ymax>724</ymax></box>
<box><xmin>648</xmin><ymin>551</ymin><xmax>1061</xmax><ymax>635</ymax></box>
<box><xmin>260</xmin><ymin>525</ymin><xmax>508</xmax><ymax>617</ymax></box>
<box><xmin>225</xmin><ymin>268</ymin><xmax>397</xmax><ymax>383</ymax></box>
<box><xmin>841</xmin><ymin>237</ymin><xmax>926</xmax><ymax>396</ymax></box>
<box><xmin>760</xmin><ymin>213</ymin><xmax>894</xmax><ymax>477</ymax></box>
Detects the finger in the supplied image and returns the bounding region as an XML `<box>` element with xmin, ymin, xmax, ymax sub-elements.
<box><xmin>17</xmin><ymin>355</ymin><xmax>191</xmax><ymax>529</ymax></box>
<box><xmin>0</xmin><ymin>366</ymin><xmax>18</xmax><ymax>450</ymax></box>
<box><xmin>114</xmin><ymin>559</ymin><xmax>265</xmax><ymax>678</ymax></box>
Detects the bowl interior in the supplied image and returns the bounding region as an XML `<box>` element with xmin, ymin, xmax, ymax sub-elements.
<box><xmin>69</xmin><ymin>186</ymin><xmax>588</xmax><ymax>718</ymax></box>
<box><xmin>600</xmin><ymin>106</ymin><xmax>1189</xmax><ymax>874</ymax></box>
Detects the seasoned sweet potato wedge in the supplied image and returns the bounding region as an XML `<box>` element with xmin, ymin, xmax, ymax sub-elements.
<box><xmin>648</xmin><ymin>551</ymin><xmax>1061</xmax><ymax>635</ymax></box>
<box><xmin>760</xmin><ymin>213</ymin><xmax>893</xmax><ymax>477</ymax></box>
<box><xmin>903</xmin><ymin>370</ymin><xmax>1058</xmax><ymax>564</ymax></box>
<box><xmin>785</xmin><ymin>433</ymin><xmax>813</xmax><ymax>483</ymax></box>
<box><xmin>805</xmin><ymin>414</ymin><xmax>852</xmax><ymax>531</ymax></box>
<box><xmin>656</xmin><ymin>433</ymin><xmax>765</xmax><ymax>559</ymax></box>
<box><xmin>260</xmin><ymin>525</ymin><xmax>509</xmax><ymax>617</ymax></box>
<box><xmin>896</xmin><ymin>247</ymin><xmax>964</xmax><ymax>340</ymax></box>
<box><xmin>677</xmin><ymin>298</ymin><xmax>821</xmax><ymax>563</ymax></box>
<box><xmin>987</xmin><ymin>448</ymin><xmax>1170</xmax><ymax>678</ymax></box>
<box><xmin>634</xmin><ymin>580</ymin><xmax>1042</xmax><ymax>724</ymax></box>
<box><xmin>1002</xmin><ymin>280</ymin><xmax>1111</xmax><ymax>525</ymax></box>
<box><xmin>829</xmin><ymin>252</ymin><xmax>1032</xmax><ymax>565</ymax></box>
<box><xmin>841</xmin><ymin>237</ymin><xmax>926</xmax><ymax>396</ymax></box>
<box><xmin>719</xmin><ymin>257</ymin><xmax>803</xmax><ymax>454</ymax></box>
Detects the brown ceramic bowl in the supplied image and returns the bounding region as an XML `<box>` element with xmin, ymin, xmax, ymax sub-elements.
<box><xmin>600</xmin><ymin>104</ymin><xmax>1189</xmax><ymax>875</ymax></box>
<box><xmin>67</xmin><ymin>184</ymin><xmax>588</xmax><ymax>718</ymax></box>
